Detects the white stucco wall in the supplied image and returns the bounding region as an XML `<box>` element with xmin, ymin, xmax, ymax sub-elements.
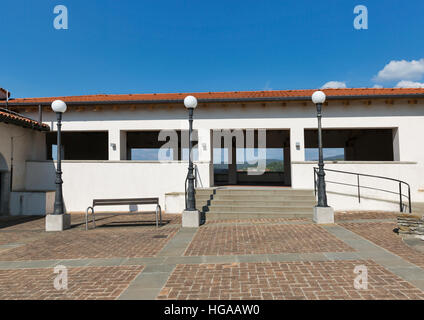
<box><xmin>25</xmin><ymin>160</ymin><xmax>211</xmax><ymax>213</ymax></box>
<box><xmin>0</xmin><ymin>122</ymin><xmax>46</xmax><ymax>189</ymax></box>
<box><xmin>0</xmin><ymin>122</ymin><xmax>46</xmax><ymax>215</ymax></box>
<box><xmin>19</xmin><ymin>99</ymin><xmax>424</xmax><ymax>213</ymax></box>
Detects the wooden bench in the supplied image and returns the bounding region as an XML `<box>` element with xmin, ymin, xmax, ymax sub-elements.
<box><xmin>85</xmin><ymin>198</ymin><xmax>162</xmax><ymax>230</ymax></box>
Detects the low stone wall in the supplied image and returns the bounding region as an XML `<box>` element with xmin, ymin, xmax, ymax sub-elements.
<box><xmin>397</xmin><ymin>213</ymin><xmax>424</xmax><ymax>236</ymax></box>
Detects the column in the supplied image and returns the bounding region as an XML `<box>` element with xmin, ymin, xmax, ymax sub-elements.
<box><xmin>228</xmin><ymin>137</ymin><xmax>237</xmax><ymax>185</ymax></box>
<box><xmin>197</xmin><ymin>128</ymin><xmax>212</xmax><ymax>163</ymax></box>
<box><xmin>289</xmin><ymin>127</ymin><xmax>305</xmax><ymax>188</ymax></box>
<box><xmin>108</xmin><ymin>128</ymin><xmax>126</xmax><ymax>160</ymax></box>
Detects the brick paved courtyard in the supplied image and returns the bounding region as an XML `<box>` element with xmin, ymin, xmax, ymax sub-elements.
<box><xmin>0</xmin><ymin>266</ymin><xmax>143</xmax><ymax>300</ymax></box>
<box><xmin>184</xmin><ymin>224</ymin><xmax>354</xmax><ymax>256</ymax></box>
<box><xmin>0</xmin><ymin>211</ymin><xmax>424</xmax><ymax>300</ymax></box>
<box><xmin>157</xmin><ymin>260</ymin><xmax>424</xmax><ymax>300</ymax></box>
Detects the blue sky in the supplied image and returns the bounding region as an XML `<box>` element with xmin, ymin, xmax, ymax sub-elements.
<box><xmin>1</xmin><ymin>0</ymin><xmax>423</xmax><ymax>98</ymax></box>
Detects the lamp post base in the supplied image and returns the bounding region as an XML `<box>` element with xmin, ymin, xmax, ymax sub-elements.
<box><xmin>182</xmin><ymin>210</ymin><xmax>200</xmax><ymax>228</ymax></box>
<box><xmin>45</xmin><ymin>214</ymin><xmax>71</xmax><ymax>232</ymax></box>
<box><xmin>313</xmin><ymin>206</ymin><xmax>334</xmax><ymax>224</ymax></box>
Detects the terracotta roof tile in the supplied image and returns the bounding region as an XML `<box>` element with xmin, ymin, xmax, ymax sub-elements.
<box><xmin>1</xmin><ymin>88</ymin><xmax>424</xmax><ymax>105</ymax></box>
<box><xmin>0</xmin><ymin>109</ymin><xmax>49</xmax><ymax>131</ymax></box>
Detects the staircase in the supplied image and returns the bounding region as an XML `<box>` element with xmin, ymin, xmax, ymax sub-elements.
<box><xmin>195</xmin><ymin>187</ymin><xmax>316</xmax><ymax>219</ymax></box>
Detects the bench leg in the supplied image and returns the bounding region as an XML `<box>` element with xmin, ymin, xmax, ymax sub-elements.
<box><xmin>158</xmin><ymin>205</ymin><xmax>162</xmax><ymax>227</ymax></box>
<box><xmin>86</xmin><ymin>207</ymin><xmax>96</xmax><ymax>230</ymax></box>
<box><xmin>92</xmin><ymin>210</ymin><xmax>96</xmax><ymax>229</ymax></box>
<box><xmin>86</xmin><ymin>207</ymin><xmax>92</xmax><ymax>231</ymax></box>
<box><xmin>155</xmin><ymin>206</ymin><xmax>159</xmax><ymax>228</ymax></box>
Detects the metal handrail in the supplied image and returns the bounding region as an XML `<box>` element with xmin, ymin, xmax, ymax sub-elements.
<box><xmin>185</xmin><ymin>164</ymin><xmax>198</xmax><ymax>209</ymax></box>
<box><xmin>313</xmin><ymin>167</ymin><xmax>412</xmax><ymax>213</ymax></box>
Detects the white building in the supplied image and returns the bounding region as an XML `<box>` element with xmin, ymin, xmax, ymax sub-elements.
<box><xmin>1</xmin><ymin>88</ymin><xmax>424</xmax><ymax>216</ymax></box>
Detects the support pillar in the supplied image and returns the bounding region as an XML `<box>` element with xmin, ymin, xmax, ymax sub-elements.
<box><xmin>228</xmin><ymin>137</ymin><xmax>237</xmax><ymax>185</ymax></box>
<box><xmin>108</xmin><ymin>129</ymin><xmax>127</xmax><ymax>160</ymax></box>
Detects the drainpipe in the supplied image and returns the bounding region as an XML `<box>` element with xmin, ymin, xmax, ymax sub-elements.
<box><xmin>38</xmin><ymin>104</ymin><xmax>43</xmax><ymax>123</ymax></box>
<box><xmin>5</xmin><ymin>90</ymin><xmax>9</xmax><ymax>110</ymax></box>
<box><xmin>10</xmin><ymin>136</ymin><xmax>14</xmax><ymax>192</ymax></box>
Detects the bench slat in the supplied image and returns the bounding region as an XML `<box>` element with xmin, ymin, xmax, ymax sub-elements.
<box><xmin>92</xmin><ymin>198</ymin><xmax>159</xmax><ymax>207</ymax></box>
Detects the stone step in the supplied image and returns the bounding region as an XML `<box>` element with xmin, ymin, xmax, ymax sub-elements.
<box><xmin>208</xmin><ymin>194</ymin><xmax>316</xmax><ymax>201</ymax></box>
<box><xmin>206</xmin><ymin>205</ymin><xmax>314</xmax><ymax>214</ymax></box>
<box><xmin>213</xmin><ymin>189</ymin><xmax>314</xmax><ymax>196</ymax></box>
<box><xmin>195</xmin><ymin>188</ymin><xmax>315</xmax><ymax>217</ymax></box>
<box><xmin>196</xmin><ymin>188</ymin><xmax>314</xmax><ymax>195</ymax></box>
<box><xmin>208</xmin><ymin>200</ymin><xmax>317</xmax><ymax>207</ymax></box>
<box><xmin>206</xmin><ymin>212</ymin><xmax>312</xmax><ymax>219</ymax></box>
<box><xmin>195</xmin><ymin>189</ymin><xmax>216</xmax><ymax>194</ymax></box>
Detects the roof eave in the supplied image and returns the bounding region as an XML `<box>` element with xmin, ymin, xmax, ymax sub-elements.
<box><xmin>1</xmin><ymin>93</ymin><xmax>424</xmax><ymax>107</ymax></box>
<box><xmin>0</xmin><ymin>115</ymin><xmax>50</xmax><ymax>131</ymax></box>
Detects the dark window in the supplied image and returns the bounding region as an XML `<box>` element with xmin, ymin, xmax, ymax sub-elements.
<box><xmin>127</xmin><ymin>131</ymin><xmax>198</xmax><ymax>161</ymax></box>
<box><xmin>304</xmin><ymin>129</ymin><xmax>394</xmax><ymax>161</ymax></box>
<box><xmin>46</xmin><ymin>132</ymin><xmax>108</xmax><ymax>160</ymax></box>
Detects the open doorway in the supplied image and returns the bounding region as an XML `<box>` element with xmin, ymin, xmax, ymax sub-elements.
<box><xmin>213</xmin><ymin>130</ymin><xmax>291</xmax><ymax>186</ymax></box>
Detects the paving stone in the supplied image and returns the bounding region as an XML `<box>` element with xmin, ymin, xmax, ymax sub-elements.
<box><xmin>142</xmin><ymin>264</ymin><xmax>176</xmax><ymax>274</ymax></box>
<box><xmin>324</xmin><ymin>252</ymin><xmax>362</xmax><ymax>260</ymax></box>
<box><xmin>0</xmin><ymin>266</ymin><xmax>143</xmax><ymax>300</ymax></box>
<box><xmin>386</xmin><ymin>267</ymin><xmax>424</xmax><ymax>281</ymax></box>
<box><xmin>158</xmin><ymin>260</ymin><xmax>424</xmax><ymax>300</ymax></box>
<box><xmin>19</xmin><ymin>260</ymin><xmax>63</xmax><ymax>269</ymax></box>
<box><xmin>185</xmin><ymin>224</ymin><xmax>354</xmax><ymax>256</ymax></box>
<box><xmin>203</xmin><ymin>255</ymin><xmax>240</xmax><ymax>263</ymax></box>
<box><xmin>87</xmin><ymin>258</ymin><xmax>128</xmax><ymax>267</ymax></box>
<box><xmin>0</xmin><ymin>227</ymin><xmax>179</xmax><ymax>261</ymax></box>
<box><xmin>236</xmin><ymin>254</ymin><xmax>271</xmax><ymax>263</ymax></box>
<box><xmin>130</xmin><ymin>273</ymin><xmax>171</xmax><ymax>289</ymax></box>
<box><xmin>341</xmin><ymin>221</ymin><xmax>424</xmax><ymax>269</ymax></box>
<box><xmin>124</xmin><ymin>257</ymin><xmax>165</xmax><ymax>265</ymax></box>
<box><xmin>267</xmin><ymin>253</ymin><xmax>305</xmax><ymax>262</ymax></box>
<box><xmin>119</xmin><ymin>288</ymin><xmax>159</xmax><ymax>300</ymax></box>
<box><xmin>2</xmin><ymin>212</ymin><xmax>424</xmax><ymax>300</ymax></box>
<box><xmin>164</xmin><ymin>256</ymin><xmax>204</xmax><ymax>265</ymax></box>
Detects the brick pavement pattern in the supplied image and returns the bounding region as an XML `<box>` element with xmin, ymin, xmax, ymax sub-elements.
<box><xmin>341</xmin><ymin>221</ymin><xmax>424</xmax><ymax>268</ymax></box>
<box><xmin>79</xmin><ymin>213</ymin><xmax>182</xmax><ymax>230</ymax></box>
<box><xmin>185</xmin><ymin>224</ymin><xmax>354</xmax><ymax>256</ymax></box>
<box><xmin>0</xmin><ymin>214</ymin><xmax>181</xmax><ymax>247</ymax></box>
<box><xmin>335</xmin><ymin>211</ymin><xmax>397</xmax><ymax>222</ymax></box>
<box><xmin>157</xmin><ymin>260</ymin><xmax>424</xmax><ymax>300</ymax></box>
<box><xmin>0</xmin><ymin>266</ymin><xmax>143</xmax><ymax>300</ymax></box>
<box><xmin>0</xmin><ymin>227</ymin><xmax>178</xmax><ymax>261</ymax></box>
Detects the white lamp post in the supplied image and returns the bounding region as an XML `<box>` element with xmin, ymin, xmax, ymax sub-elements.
<box><xmin>182</xmin><ymin>96</ymin><xmax>200</xmax><ymax>227</ymax></box>
<box><xmin>311</xmin><ymin>91</ymin><xmax>334</xmax><ymax>224</ymax></box>
<box><xmin>46</xmin><ymin>100</ymin><xmax>71</xmax><ymax>231</ymax></box>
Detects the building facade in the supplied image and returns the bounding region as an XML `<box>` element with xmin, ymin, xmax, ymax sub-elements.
<box><xmin>0</xmin><ymin>107</ymin><xmax>50</xmax><ymax>215</ymax></box>
<box><xmin>1</xmin><ymin>88</ymin><xmax>424</xmax><ymax>215</ymax></box>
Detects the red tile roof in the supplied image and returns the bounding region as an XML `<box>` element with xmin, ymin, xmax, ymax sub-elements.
<box><xmin>0</xmin><ymin>108</ymin><xmax>49</xmax><ymax>131</ymax></box>
<box><xmin>1</xmin><ymin>88</ymin><xmax>424</xmax><ymax>105</ymax></box>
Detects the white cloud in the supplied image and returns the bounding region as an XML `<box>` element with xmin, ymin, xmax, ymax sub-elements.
<box><xmin>372</xmin><ymin>84</ymin><xmax>383</xmax><ymax>89</ymax></box>
<box><xmin>321</xmin><ymin>81</ymin><xmax>347</xmax><ymax>89</ymax></box>
<box><xmin>375</xmin><ymin>59</ymin><xmax>424</xmax><ymax>81</ymax></box>
<box><xmin>395</xmin><ymin>80</ymin><xmax>424</xmax><ymax>88</ymax></box>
